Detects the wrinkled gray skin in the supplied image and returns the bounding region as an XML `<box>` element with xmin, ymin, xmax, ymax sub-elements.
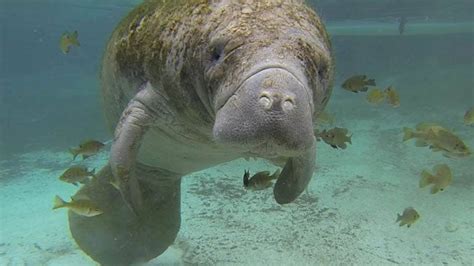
<box><xmin>68</xmin><ymin>1</ymin><xmax>333</xmax><ymax>265</ymax></box>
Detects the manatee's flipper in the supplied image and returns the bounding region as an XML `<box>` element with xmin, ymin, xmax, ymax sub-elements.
<box><xmin>68</xmin><ymin>163</ymin><xmax>181</xmax><ymax>266</ymax></box>
<box><xmin>110</xmin><ymin>83</ymin><xmax>160</xmax><ymax>214</ymax></box>
<box><xmin>273</xmin><ymin>140</ymin><xmax>316</xmax><ymax>204</ymax></box>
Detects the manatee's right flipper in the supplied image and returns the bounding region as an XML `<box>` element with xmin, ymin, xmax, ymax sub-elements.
<box><xmin>110</xmin><ymin>82</ymin><xmax>171</xmax><ymax>214</ymax></box>
<box><xmin>68</xmin><ymin>163</ymin><xmax>181</xmax><ymax>266</ymax></box>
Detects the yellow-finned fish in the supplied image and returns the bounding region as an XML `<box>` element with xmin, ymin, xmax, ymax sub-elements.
<box><xmin>243</xmin><ymin>169</ymin><xmax>280</xmax><ymax>191</ymax></box>
<box><xmin>69</xmin><ymin>139</ymin><xmax>105</xmax><ymax>160</ymax></box>
<box><xmin>366</xmin><ymin>88</ymin><xmax>385</xmax><ymax>105</ymax></box>
<box><xmin>316</xmin><ymin>127</ymin><xmax>352</xmax><ymax>149</ymax></box>
<box><xmin>53</xmin><ymin>195</ymin><xmax>103</xmax><ymax>217</ymax></box>
<box><xmin>385</xmin><ymin>86</ymin><xmax>400</xmax><ymax>107</ymax></box>
<box><xmin>341</xmin><ymin>75</ymin><xmax>376</xmax><ymax>93</ymax></box>
<box><xmin>403</xmin><ymin>123</ymin><xmax>470</xmax><ymax>158</ymax></box>
<box><xmin>419</xmin><ymin>164</ymin><xmax>453</xmax><ymax>194</ymax></box>
<box><xmin>59</xmin><ymin>30</ymin><xmax>80</xmax><ymax>54</ymax></box>
<box><xmin>396</xmin><ymin>207</ymin><xmax>420</xmax><ymax>228</ymax></box>
<box><xmin>59</xmin><ymin>165</ymin><xmax>95</xmax><ymax>186</ymax></box>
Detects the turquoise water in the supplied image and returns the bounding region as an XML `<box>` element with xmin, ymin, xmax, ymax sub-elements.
<box><xmin>1</xmin><ymin>1</ymin><xmax>473</xmax><ymax>265</ymax></box>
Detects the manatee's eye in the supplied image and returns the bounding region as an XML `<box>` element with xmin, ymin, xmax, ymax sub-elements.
<box><xmin>211</xmin><ymin>46</ymin><xmax>223</xmax><ymax>62</ymax></box>
<box><xmin>208</xmin><ymin>38</ymin><xmax>226</xmax><ymax>64</ymax></box>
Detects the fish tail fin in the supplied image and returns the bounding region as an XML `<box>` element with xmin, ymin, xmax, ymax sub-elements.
<box><xmin>271</xmin><ymin>169</ymin><xmax>281</xmax><ymax>180</ymax></box>
<box><xmin>430</xmin><ymin>186</ymin><xmax>440</xmax><ymax>194</ymax></box>
<box><xmin>53</xmin><ymin>195</ymin><xmax>66</xmax><ymax>210</ymax></box>
<box><xmin>419</xmin><ymin>170</ymin><xmax>433</xmax><ymax>188</ymax></box>
<box><xmin>243</xmin><ymin>170</ymin><xmax>250</xmax><ymax>187</ymax></box>
<box><xmin>69</xmin><ymin>148</ymin><xmax>79</xmax><ymax>160</ymax></box>
<box><xmin>109</xmin><ymin>179</ymin><xmax>120</xmax><ymax>191</ymax></box>
<box><xmin>402</xmin><ymin>127</ymin><xmax>414</xmax><ymax>141</ymax></box>
<box><xmin>366</xmin><ymin>79</ymin><xmax>376</xmax><ymax>86</ymax></box>
<box><xmin>396</xmin><ymin>213</ymin><xmax>402</xmax><ymax>223</ymax></box>
<box><xmin>72</xmin><ymin>31</ymin><xmax>80</xmax><ymax>46</ymax></box>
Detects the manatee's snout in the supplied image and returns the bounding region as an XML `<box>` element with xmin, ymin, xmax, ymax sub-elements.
<box><xmin>213</xmin><ymin>68</ymin><xmax>314</xmax><ymax>156</ymax></box>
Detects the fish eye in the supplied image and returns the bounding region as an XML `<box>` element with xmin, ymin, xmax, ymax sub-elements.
<box><xmin>440</xmin><ymin>188</ymin><xmax>444</xmax><ymax>191</ymax></box>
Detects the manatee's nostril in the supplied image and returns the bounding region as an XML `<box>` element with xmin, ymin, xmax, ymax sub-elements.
<box><xmin>282</xmin><ymin>98</ymin><xmax>295</xmax><ymax>111</ymax></box>
<box><xmin>259</xmin><ymin>94</ymin><xmax>272</xmax><ymax>110</ymax></box>
<box><xmin>259</xmin><ymin>91</ymin><xmax>296</xmax><ymax>112</ymax></box>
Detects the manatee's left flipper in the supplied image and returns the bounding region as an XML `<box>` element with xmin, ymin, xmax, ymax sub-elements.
<box><xmin>110</xmin><ymin>82</ymin><xmax>164</xmax><ymax>214</ymax></box>
<box><xmin>273</xmin><ymin>139</ymin><xmax>316</xmax><ymax>204</ymax></box>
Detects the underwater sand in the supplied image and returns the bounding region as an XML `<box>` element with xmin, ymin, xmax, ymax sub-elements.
<box><xmin>1</xmin><ymin>65</ymin><xmax>473</xmax><ymax>265</ymax></box>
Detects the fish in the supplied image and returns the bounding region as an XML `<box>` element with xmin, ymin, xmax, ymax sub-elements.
<box><xmin>341</xmin><ymin>75</ymin><xmax>376</xmax><ymax>93</ymax></box>
<box><xmin>385</xmin><ymin>86</ymin><xmax>400</xmax><ymax>107</ymax></box>
<box><xmin>464</xmin><ymin>107</ymin><xmax>474</xmax><ymax>125</ymax></box>
<box><xmin>396</xmin><ymin>207</ymin><xmax>420</xmax><ymax>228</ymax></box>
<box><xmin>53</xmin><ymin>195</ymin><xmax>103</xmax><ymax>217</ymax></box>
<box><xmin>430</xmin><ymin>129</ymin><xmax>471</xmax><ymax>158</ymax></box>
<box><xmin>59</xmin><ymin>30</ymin><xmax>80</xmax><ymax>54</ymax></box>
<box><xmin>243</xmin><ymin>169</ymin><xmax>280</xmax><ymax>191</ymax></box>
<box><xmin>403</xmin><ymin>124</ymin><xmax>470</xmax><ymax>158</ymax></box>
<box><xmin>316</xmin><ymin>110</ymin><xmax>335</xmax><ymax>125</ymax></box>
<box><xmin>59</xmin><ymin>165</ymin><xmax>95</xmax><ymax>186</ymax></box>
<box><xmin>366</xmin><ymin>88</ymin><xmax>385</xmax><ymax>105</ymax></box>
<box><xmin>398</xmin><ymin>16</ymin><xmax>407</xmax><ymax>35</ymax></box>
<box><xmin>316</xmin><ymin>127</ymin><xmax>352</xmax><ymax>149</ymax></box>
<box><xmin>419</xmin><ymin>164</ymin><xmax>453</xmax><ymax>194</ymax></box>
<box><xmin>69</xmin><ymin>140</ymin><xmax>105</xmax><ymax>160</ymax></box>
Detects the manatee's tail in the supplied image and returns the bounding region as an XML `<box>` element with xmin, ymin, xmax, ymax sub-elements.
<box><xmin>402</xmin><ymin>127</ymin><xmax>414</xmax><ymax>141</ymax></box>
<box><xmin>419</xmin><ymin>170</ymin><xmax>433</xmax><ymax>188</ymax></box>
<box><xmin>69</xmin><ymin>148</ymin><xmax>80</xmax><ymax>160</ymax></box>
<box><xmin>53</xmin><ymin>195</ymin><xmax>67</xmax><ymax>210</ymax></box>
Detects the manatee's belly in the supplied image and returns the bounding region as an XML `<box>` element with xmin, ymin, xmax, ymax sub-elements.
<box><xmin>136</xmin><ymin>127</ymin><xmax>243</xmax><ymax>175</ymax></box>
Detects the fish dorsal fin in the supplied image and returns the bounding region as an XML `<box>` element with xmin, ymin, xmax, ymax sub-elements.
<box><xmin>336</xmin><ymin>127</ymin><xmax>348</xmax><ymax>134</ymax></box>
<box><xmin>71</xmin><ymin>194</ymin><xmax>90</xmax><ymax>201</ymax></box>
<box><xmin>416</xmin><ymin>122</ymin><xmax>444</xmax><ymax>132</ymax></box>
<box><xmin>434</xmin><ymin>164</ymin><xmax>451</xmax><ymax>177</ymax></box>
<box><xmin>259</xmin><ymin>171</ymin><xmax>271</xmax><ymax>177</ymax></box>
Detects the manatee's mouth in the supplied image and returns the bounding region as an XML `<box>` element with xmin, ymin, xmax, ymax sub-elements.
<box><xmin>246</xmin><ymin>140</ymin><xmax>304</xmax><ymax>158</ymax></box>
<box><xmin>216</xmin><ymin>64</ymin><xmax>306</xmax><ymax>112</ymax></box>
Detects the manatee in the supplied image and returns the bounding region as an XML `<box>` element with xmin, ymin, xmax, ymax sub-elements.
<box><xmin>68</xmin><ymin>0</ymin><xmax>334</xmax><ymax>265</ymax></box>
